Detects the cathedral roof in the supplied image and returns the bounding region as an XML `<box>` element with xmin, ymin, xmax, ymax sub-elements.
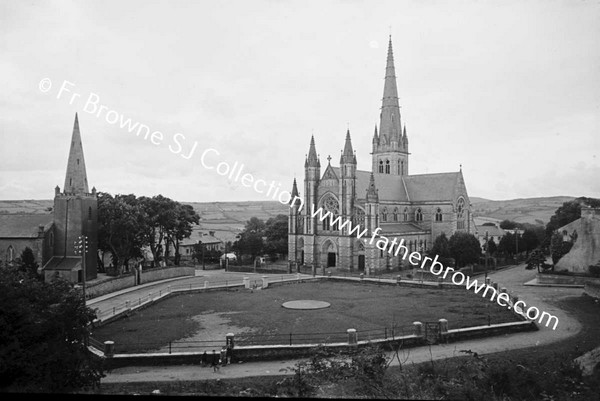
<box><xmin>0</xmin><ymin>214</ymin><xmax>53</xmax><ymax>238</ymax></box>
<box><xmin>379</xmin><ymin>222</ymin><xmax>428</xmax><ymax>235</ymax></box>
<box><xmin>330</xmin><ymin>168</ymin><xmax>465</xmax><ymax>203</ymax></box>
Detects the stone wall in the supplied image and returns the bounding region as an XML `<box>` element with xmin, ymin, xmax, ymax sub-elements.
<box><xmin>87</xmin><ymin>267</ymin><xmax>195</xmax><ymax>298</ymax></box>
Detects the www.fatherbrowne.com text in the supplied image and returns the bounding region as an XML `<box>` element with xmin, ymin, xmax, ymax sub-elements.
<box><xmin>303</xmin><ymin>203</ymin><xmax>559</xmax><ymax>331</ymax></box>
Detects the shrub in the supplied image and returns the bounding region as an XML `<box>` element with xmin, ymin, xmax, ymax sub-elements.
<box><xmin>589</xmin><ymin>264</ymin><xmax>600</xmax><ymax>277</ymax></box>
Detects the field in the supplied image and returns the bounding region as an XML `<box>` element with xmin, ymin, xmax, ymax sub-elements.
<box><xmin>92</xmin><ymin>280</ymin><xmax>520</xmax><ymax>353</ymax></box>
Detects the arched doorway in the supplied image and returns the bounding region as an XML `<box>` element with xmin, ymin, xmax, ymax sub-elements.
<box><xmin>321</xmin><ymin>240</ymin><xmax>337</xmax><ymax>268</ymax></box>
<box><xmin>353</xmin><ymin>240</ymin><xmax>365</xmax><ymax>271</ymax></box>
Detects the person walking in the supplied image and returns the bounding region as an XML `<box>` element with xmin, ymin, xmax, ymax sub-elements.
<box><xmin>201</xmin><ymin>351</ymin><xmax>207</xmax><ymax>367</ymax></box>
<box><xmin>211</xmin><ymin>350</ymin><xmax>220</xmax><ymax>372</ymax></box>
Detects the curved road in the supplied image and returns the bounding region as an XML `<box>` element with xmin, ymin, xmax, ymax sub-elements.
<box><xmin>100</xmin><ymin>265</ymin><xmax>584</xmax><ymax>383</ymax></box>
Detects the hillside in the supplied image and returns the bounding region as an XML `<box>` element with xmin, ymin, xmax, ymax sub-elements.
<box><xmin>470</xmin><ymin>196</ymin><xmax>575</xmax><ymax>226</ymax></box>
<box><xmin>0</xmin><ymin>196</ymin><xmax>573</xmax><ymax>239</ymax></box>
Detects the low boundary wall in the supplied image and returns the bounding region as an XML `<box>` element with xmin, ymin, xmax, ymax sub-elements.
<box><xmin>87</xmin><ymin>267</ymin><xmax>195</xmax><ymax>299</ymax></box>
<box><xmin>91</xmin><ymin>274</ymin><xmax>538</xmax><ymax>368</ymax></box>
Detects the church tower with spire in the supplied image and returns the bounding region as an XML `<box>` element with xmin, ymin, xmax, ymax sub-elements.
<box><xmin>51</xmin><ymin>113</ymin><xmax>98</xmax><ymax>282</ymax></box>
<box><xmin>372</xmin><ymin>36</ymin><xmax>409</xmax><ymax>176</ymax></box>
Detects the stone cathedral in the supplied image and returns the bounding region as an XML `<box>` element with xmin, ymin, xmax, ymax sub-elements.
<box><xmin>288</xmin><ymin>37</ymin><xmax>472</xmax><ymax>275</ymax></box>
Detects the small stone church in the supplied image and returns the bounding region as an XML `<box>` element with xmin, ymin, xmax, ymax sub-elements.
<box><xmin>288</xmin><ymin>37</ymin><xmax>473</xmax><ymax>275</ymax></box>
<box><xmin>0</xmin><ymin>114</ymin><xmax>98</xmax><ymax>282</ymax></box>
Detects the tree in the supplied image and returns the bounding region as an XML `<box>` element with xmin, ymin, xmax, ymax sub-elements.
<box><xmin>264</xmin><ymin>214</ymin><xmax>288</xmax><ymax>257</ymax></box>
<box><xmin>448</xmin><ymin>232</ymin><xmax>481</xmax><ymax>267</ymax></box>
<box><xmin>428</xmin><ymin>233</ymin><xmax>453</xmax><ymax>266</ymax></box>
<box><xmin>97</xmin><ymin>192</ymin><xmax>148</xmax><ymax>275</ymax></box>
<box><xmin>521</xmin><ymin>229</ymin><xmax>539</xmax><ymax>254</ymax></box>
<box><xmin>500</xmin><ymin>220</ymin><xmax>522</xmax><ymax>230</ymax></box>
<box><xmin>0</xmin><ymin>266</ymin><xmax>103</xmax><ymax>392</ymax></box>
<box><xmin>486</xmin><ymin>238</ymin><xmax>497</xmax><ymax>256</ymax></box>
<box><xmin>526</xmin><ymin>248</ymin><xmax>546</xmax><ymax>272</ymax></box>
<box><xmin>138</xmin><ymin>195</ymin><xmax>178</xmax><ymax>266</ymax></box>
<box><xmin>482</xmin><ymin>222</ymin><xmax>496</xmax><ymax>227</ymax></box>
<box><xmin>165</xmin><ymin>204</ymin><xmax>200</xmax><ymax>265</ymax></box>
<box><xmin>550</xmin><ymin>231</ymin><xmax>573</xmax><ymax>266</ymax></box>
<box><xmin>18</xmin><ymin>247</ymin><xmax>40</xmax><ymax>279</ymax></box>
<box><xmin>545</xmin><ymin>197</ymin><xmax>600</xmax><ymax>238</ymax></box>
<box><xmin>235</xmin><ymin>217</ymin><xmax>266</xmax><ymax>261</ymax></box>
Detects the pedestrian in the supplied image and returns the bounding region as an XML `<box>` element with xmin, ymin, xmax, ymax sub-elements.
<box><xmin>211</xmin><ymin>350</ymin><xmax>220</xmax><ymax>372</ymax></box>
<box><xmin>220</xmin><ymin>347</ymin><xmax>227</xmax><ymax>366</ymax></box>
<box><xmin>201</xmin><ymin>351</ymin><xmax>207</xmax><ymax>367</ymax></box>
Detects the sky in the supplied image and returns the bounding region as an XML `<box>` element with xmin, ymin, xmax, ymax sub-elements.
<box><xmin>1</xmin><ymin>0</ymin><xmax>599</xmax><ymax>202</ymax></box>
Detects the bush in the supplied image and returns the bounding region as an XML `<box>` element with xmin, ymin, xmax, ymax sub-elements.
<box><xmin>589</xmin><ymin>264</ymin><xmax>600</xmax><ymax>277</ymax></box>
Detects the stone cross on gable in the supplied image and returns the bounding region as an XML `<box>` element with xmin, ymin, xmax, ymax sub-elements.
<box><xmin>327</xmin><ymin>155</ymin><xmax>332</xmax><ymax>164</ymax></box>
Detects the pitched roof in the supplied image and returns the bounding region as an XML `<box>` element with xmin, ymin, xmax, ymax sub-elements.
<box><xmin>0</xmin><ymin>214</ymin><xmax>53</xmax><ymax>238</ymax></box>
<box><xmin>380</xmin><ymin>223</ymin><xmax>428</xmax><ymax>235</ymax></box>
<box><xmin>330</xmin><ymin>168</ymin><xmax>463</xmax><ymax>203</ymax></box>
<box><xmin>43</xmin><ymin>256</ymin><xmax>81</xmax><ymax>271</ymax></box>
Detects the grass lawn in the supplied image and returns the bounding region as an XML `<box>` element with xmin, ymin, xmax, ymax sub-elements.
<box><xmin>96</xmin><ymin>294</ymin><xmax>600</xmax><ymax>398</ymax></box>
<box><xmin>92</xmin><ymin>280</ymin><xmax>519</xmax><ymax>352</ymax></box>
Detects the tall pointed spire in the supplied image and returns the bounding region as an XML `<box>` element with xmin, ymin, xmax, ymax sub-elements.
<box><xmin>63</xmin><ymin>113</ymin><xmax>89</xmax><ymax>194</ymax></box>
<box><xmin>340</xmin><ymin>129</ymin><xmax>356</xmax><ymax>164</ymax></box>
<box><xmin>379</xmin><ymin>36</ymin><xmax>402</xmax><ymax>144</ymax></box>
<box><xmin>291</xmin><ymin>178</ymin><xmax>299</xmax><ymax>198</ymax></box>
<box><xmin>305</xmin><ymin>135</ymin><xmax>320</xmax><ymax>168</ymax></box>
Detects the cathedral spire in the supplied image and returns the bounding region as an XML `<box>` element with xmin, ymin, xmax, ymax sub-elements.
<box><xmin>340</xmin><ymin>129</ymin><xmax>356</xmax><ymax>164</ymax></box>
<box><xmin>291</xmin><ymin>177</ymin><xmax>299</xmax><ymax>198</ymax></box>
<box><xmin>305</xmin><ymin>135</ymin><xmax>320</xmax><ymax>168</ymax></box>
<box><xmin>379</xmin><ymin>36</ymin><xmax>402</xmax><ymax>144</ymax></box>
<box><xmin>63</xmin><ymin>113</ymin><xmax>89</xmax><ymax>194</ymax></box>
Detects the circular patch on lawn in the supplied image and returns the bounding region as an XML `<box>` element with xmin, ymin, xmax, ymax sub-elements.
<box><xmin>282</xmin><ymin>300</ymin><xmax>331</xmax><ymax>310</ymax></box>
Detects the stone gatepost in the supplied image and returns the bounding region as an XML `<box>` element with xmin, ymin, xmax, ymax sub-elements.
<box><xmin>413</xmin><ymin>321</ymin><xmax>423</xmax><ymax>337</ymax></box>
<box><xmin>438</xmin><ymin>319</ymin><xmax>448</xmax><ymax>334</ymax></box>
<box><xmin>104</xmin><ymin>341</ymin><xmax>115</xmax><ymax>357</ymax></box>
<box><xmin>243</xmin><ymin>277</ymin><xmax>250</xmax><ymax>289</ymax></box>
<box><xmin>262</xmin><ymin>276</ymin><xmax>269</xmax><ymax>289</ymax></box>
<box><xmin>347</xmin><ymin>329</ymin><xmax>357</xmax><ymax>345</ymax></box>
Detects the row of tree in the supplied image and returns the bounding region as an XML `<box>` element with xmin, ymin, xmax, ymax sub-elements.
<box><xmin>97</xmin><ymin>193</ymin><xmax>199</xmax><ymax>274</ymax></box>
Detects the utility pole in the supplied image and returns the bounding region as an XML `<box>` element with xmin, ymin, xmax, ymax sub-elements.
<box><xmin>484</xmin><ymin>231</ymin><xmax>489</xmax><ymax>281</ymax></box>
<box><xmin>74</xmin><ymin>235</ymin><xmax>89</xmax><ymax>304</ymax></box>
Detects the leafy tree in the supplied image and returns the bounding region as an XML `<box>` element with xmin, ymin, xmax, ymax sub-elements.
<box><xmin>138</xmin><ymin>195</ymin><xmax>178</xmax><ymax>266</ymax></box>
<box><xmin>498</xmin><ymin>232</ymin><xmax>526</xmax><ymax>256</ymax></box>
<box><xmin>521</xmin><ymin>229</ymin><xmax>540</xmax><ymax>254</ymax></box>
<box><xmin>97</xmin><ymin>192</ymin><xmax>148</xmax><ymax>275</ymax></box>
<box><xmin>448</xmin><ymin>232</ymin><xmax>481</xmax><ymax>267</ymax></box>
<box><xmin>428</xmin><ymin>233</ymin><xmax>453</xmax><ymax>266</ymax></box>
<box><xmin>545</xmin><ymin>197</ymin><xmax>600</xmax><ymax>238</ymax></box>
<box><xmin>165</xmin><ymin>204</ymin><xmax>200</xmax><ymax>265</ymax></box>
<box><xmin>481</xmin><ymin>222</ymin><xmax>496</xmax><ymax>227</ymax></box>
<box><xmin>486</xmin><ymin>238</ymin><xmax>497</xmax><ymax>256</ymax></box>
<box><xmin>500</xmin><ymin>220</ymin><xmax>522</xmax><ymax>230</ymax></box>
<box><xmin>264</xmin><ymin>214</ymin><xmax>288</xmax><ymax>256</ymax></box>
<box><xmin>0</xmin><ymin>266</ymin><xmax>103</xmax><ymax>392</ymax></box>
<box><xmin>526</xmin><ymin>249</ymin><xmax>546</xmax><ymax>272</ymax></box>
<box><xmin>235</xmin><ymin>218</ymin><xmax>266</xmax><ymax>261</ymax></box>
<box><xmin>18</xmin><ymin>247</ymin><xmax>40</xmax><ymax>279</ymax></box>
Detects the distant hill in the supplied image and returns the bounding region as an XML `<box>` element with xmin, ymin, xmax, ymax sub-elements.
<box><xmin>0</xmin><ymin>196</ymin><xmax>573</xmax><ymax>237</ymax></box>
<box><xmin>470</xmin><ymin>196</ymin><xmax>575</xmax><ymax>226</ymax></box>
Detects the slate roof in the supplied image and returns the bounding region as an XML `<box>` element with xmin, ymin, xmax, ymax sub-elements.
<box><xmin>330</xmin><ymin>168</ymin><xmax>463</xmax><ymax>203</ymax></box>
<box><xmin>380</xmin><ymin>223</ymin><xmax>428</xmax><ymax>235</ymax></box>
<box><xmin>0</xmin><ymin>214</ymin><xmax>53</xmax><ymax>238</ymax></box>
<box><xmin>43</xmin><ymin>256</ymin><xmax>81</xmax><ymax>271</ymax></box>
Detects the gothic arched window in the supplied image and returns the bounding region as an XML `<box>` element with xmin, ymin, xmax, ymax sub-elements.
<box><xmin>403</xmin><ymin>207</ymin><xmax>408</xmax><ymax>222</ymax></box>
<box><xmin>7</xmin><ymin>245</ymin><xmax>15</xmax><ymax>262</ymax></box>
<box><xmin>435</xmin><ymin>208</ymin><xmax>443</xmax><ymax>222</ymax></box>
<box><xmin>385</xmin><ymin>160</ymin><xmax>390</xmax><ymax>174</ymax></box>
<box><xmin>456</xmin><ymin>197</ymin><xmax>466</xmax><ymax>229</ymax></box>
<box><xmin>88</xmin><ymin>206</ymin><xmax>92</xmax><ymax>220</ymax></box>
<box><xmin>393</xmin><ymin>207</ymin><xmax>398</xmax><ymax>222</ymax></box>
<box><xmin>401</xmin><ymin>160</ymin><xmax>404</xmax><ymax>175</ymax></box>
<box><xmin>415</xmin><ymin>208</ymin><xmax>423</xmax><ymax>222</ymax></box>
<box><xmin>378</xmin><ymin>160</ymin><xmax>384</xmax><ymax>173</ymax></box>
<box><xmin>353</xmin><ymin>207</ymin><xmax>365</xmax><ymax>228</ymax></box>
<box><xmin>381</xmin><ymin>207</ymin><xmax>388</xmax><ymax>222</ymax></box>
<box><xmin>321</xmin><ymin>194</ymin><xmax>339</xmax><ymax>231</ymax></box>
